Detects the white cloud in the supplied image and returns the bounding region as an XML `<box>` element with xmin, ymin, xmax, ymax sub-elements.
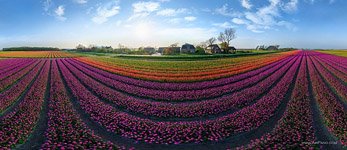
<box><xmin>212</xmin><ymin>22</ymin><xmax>235</xmax><ymax>28</ymax></box>
<box><xmin>129</xmin><ymin>1</ymin><xmax>160</xmax><ymax>20</ymax></box>
<box><xmin>281</xmin><ymin>0</ymin><xmax>299</xmax><ymax>12</ymax></box>
<box><xmin>133</xmin><ymin>1</ymin><xmax>160</xmax><ymax>13</ymax></box>
<box><xmin>232</xmin><ymin>18</ymin><xmax>249</xmax><ymax>25</ymax></box>
<box><xmin>229</xmin><ymin>0</ymin><xmax>298</xmax><ymax>33</ymax></box>
<box><xmin>156</xmin><ymin>8</ymin><xmax>187</xmax><ymax>16</ymax></box>
<box><xmin>215</xmin><ymin>4</ymin><xmax>242</xmax><ymax>17</ymax></box>
<box><xmin>184</xmin><ymin>16</ymin><xmax>196</xmax><ymax>22</ymax></box>
<box><xmin>277</xmin><ymin>20</ymin><xmax>298</xmax><ymax>31</ymax></box>
<box><xmin>74</xmin><ymin>0</ymin><xmax>87</xmax><ymax>4</ymax></box>
<box><xmin>329</xmin><ymin>0</ymin><xmax>335</xmax><ymax>4</ymax></box>
<box><xmin>167</xmin><ymin>18</ymin><xmax>182</xmax><ymax>24</ymax></box>
<box><xmin>92</xmin><ymin>1</ymin><xmax>120</xmax><ymax>24</ymax></box>
<box><xmin>240</xmin><ymin>0</ymin><xmax>252</xmax><ymax>9</ymax></box>
<box><xmin>55</xmin><ymin>5</ymin><xmax>66</xmax><ymax>21</ymax></box>
<box><xmin>43</xmin><ymin>0</ymin><xmax>52</xmax><ymax>12</ymax></box>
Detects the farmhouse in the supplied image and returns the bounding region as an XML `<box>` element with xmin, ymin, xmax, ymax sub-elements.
<box><xmin>158</xmin><ymin>47</ymin><xmax>180</xmax><ymax>54</ymax></box>
<box><xmin>228</xmin><ymin>46</ymin><xmax>236</xmax><ymax>53</ymax></box>
<box><xmin>158</xmin><ymin>47</ymin><xmax>166</xmax><ymax>53</ymax></box>
<box><xmin>205</xmin><ymin>44</ymin><xmax>222</xmax><ymax>54</ymax></box>
<box><xmin>143</xmin><ymin>47</ymin><xmax>156</xmax><ymax>54</ymax></box>
<box><xmin>181</xmin><ymin>43</ymin><xmax>196</xmax><ymax>53</ymax></box>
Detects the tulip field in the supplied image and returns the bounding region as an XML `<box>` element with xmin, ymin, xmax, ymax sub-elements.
<box><xmin>0</xmin><ymin>51</ymin><xmax>77</xmax><ymax>58</ymax></box>
<box><xmin>0</xmin><ymin>50</ymin><xmax>347</xmax><ymax>149</ymax></box>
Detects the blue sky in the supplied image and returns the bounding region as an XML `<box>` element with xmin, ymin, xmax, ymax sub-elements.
<box><xmin>0</xmin><ymin>0</ymin><xmax>346</xmax><ymax>49</ymax></box>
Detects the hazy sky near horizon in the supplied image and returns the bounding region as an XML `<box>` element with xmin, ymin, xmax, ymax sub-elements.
<box><xmin>0</xmin><ymin>0</ymin><xmax>346</xmax><ymax>49</ymax></box>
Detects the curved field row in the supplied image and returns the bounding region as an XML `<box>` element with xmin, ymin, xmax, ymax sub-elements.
<box><xmin>57</xmin><ymin>54</ymin><xmax>301</xmax><ymax>144</ymax></box>
<box><xmin>58</xmin><ymin>55</ymin><xmax>298</xmax><ymax>120</ymax></box>
<box><xmin>0</xmin><ymin>50</ymin><xmax>346</xmax><ymax>149</ymax></box>
<box><xmin>69</xmin><ymin>56</ymin><xmax>293</xmax><ymax>91</ymax></box>
<box><xmin>238</xmin><ymin>52</ymin><xmax>316</xmax><ymax>149</ymax></box>
<box><xmin>64</xmin><ymin>56</ymin><xmax>297</xmax><ymax>102</ymax></box>
<box><xmin>75</xmin><ymin>51</ymin><xmax>297</xmax><ymax>82</ymax></box>
<box><xmin>79</xmin><ymin>51</ymin><xmax>297</xmax><ymax>72</ymax></box>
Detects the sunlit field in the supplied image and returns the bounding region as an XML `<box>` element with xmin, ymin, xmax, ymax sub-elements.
<box><xmin>318</xmin><ymin>50</ymin><xmax>347</xmax><ymax>57</ymax></box>
<box><xmin>1</xmin><ymin>0</ymin><xmax>347</xmax><ymax>149</ymax></box>
<box><xmin>0</xmin><ymin>50</ymin><xmax>346</xmax><ymax>149</ymax></box>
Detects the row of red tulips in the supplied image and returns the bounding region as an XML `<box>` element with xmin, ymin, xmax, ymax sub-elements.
<box><xmin>76</xmin><ymin>57</ymin><xmax>289</xmax><ymax>82</ymax></box>
<box><xmin>65</xmin><ymin>56</ymin><xmax>296</xmax><ymax>102</ymax></box>
<box><xmin>70</xmin><ymin>55</ymin><xmax>294</xmax><ymax>91</ymax></box>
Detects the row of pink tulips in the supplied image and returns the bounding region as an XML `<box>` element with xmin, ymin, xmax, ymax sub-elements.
<box><xmin>57</xmin><ymin>55</ymin><xmax>300</xmax><ymax>144</ymax></box>
<box><xmin>41</xmin><ymin>60</ymin><xmax>117</xmax><ymax>149</ymax></box>
<box><xmin>0</xmin><ymin>59</ymin><xmax>36</xmax><ymax>81</ymax></box>
<box><xmin>0</xmin><ymin>61</ymin><xmax>45</xmax><ymax>112</ymax></box>
<box><xmin>307</xmin><ymin>54</ymin><xmax>347</xmax><ymax>146</ymax></box>
<box><xmin>0</xmin><ymin>60</ymin><xmax>49</xmax><ymax>149</ymax></box>
<box><xmin>314</xmin><ymin>55</ymin><xmax>347</xmax><ymax>83</ymax></box>
<box><xmin>0</xmin><ymin>59</ymin><xmax>33</xmax><ymax>74</ymax></box>
<box><xmin>60</xmin><ymin>56</ymin><xmax>298</xmax><ymax>119</ymax></box>
<box><xmin>66</xmin><ymin>56</ymin><xmax>295</xmax><ymax>101</ymax></box>
<box><xmin>311</xmin><ymin>56</ymin><xmax>347</xmax><ymax>102</ymax></box>
<box><xmin>70</xmin><ymin>55</ymin><xmax>294</xmax><ymax>91</ymax></box>
<box><xmin>0</xmin><ymin>60</ymin><xmax>41</xmax><ymax>92</ymax></box>
<box><xmin>238</xmin><ymin>52</ymin><xmax>316</xmax><ymax>149</ymax></box>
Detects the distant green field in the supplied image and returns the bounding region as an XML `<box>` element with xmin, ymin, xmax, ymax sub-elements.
<box><xmin>318</xmin><ymin>50</ymin><xmax>347</xmax><ymax>57</ymax></box>
<box><xmin>69</xmin><ymin>50</ymin><xmax>279</xmax><ymax>61</ymax></box>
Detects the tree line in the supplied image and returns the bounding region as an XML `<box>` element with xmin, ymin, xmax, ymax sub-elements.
<box><xmin>2</xmin><ymin>47</ymin><xmax>60</xmax><ymax>51</ymax></box>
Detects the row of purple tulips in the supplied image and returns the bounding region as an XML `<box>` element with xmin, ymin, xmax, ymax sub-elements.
<box><xmin>59</xmin><ymin>56</ymin><xmax>298</xmax><ymax>119</ymax></box>
<box><xmin>0</xmin><ymin>60</ymin><xmax>49</xmax><ymax>149</ymax></box>
<box><xmin>0</xmin><ymin>61</ymin><xmax>44</xmax><ymax>112</ymax></box>
<box><xmin>57</xmin><ymin>54</ymin><xmax>300</xmax><ymax>144</ymax></box>
<box><xmin>70</xmin><ymin>55</ymin><xmax>294</xmax><ymax>91</ymax></box>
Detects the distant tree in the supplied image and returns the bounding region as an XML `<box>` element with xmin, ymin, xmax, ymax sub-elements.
<box><xmin>197</xmin><ymin>41</ymin><xmax>208</xmax><ymax>49</ymax></box>
<box><xmin>207</xmin><ymin>37</ymin><xmax>216</xmax><ymax>46</ymax></box>
<box><xmin>3</xmin><ymin>47</ymin><xmax>59</xmax><ymax>51</ymax></box>
<box><xmin>195</xmin><ymin>46</ymin><xmax>205</xmax><ymax>54</ymax></box>
<box><xmin>163</xmin><ymin>47</ymin><xmax>174</xmax><ymax>55</ymax></box>
<box><xmin>219</xmin><ymin>42</ymin><xmax>229</xmax><ymax>53</ymax></box>
<box><xmin>76</xmin><ymin>44</ymin><xmax>86</xmax><ymax>51</ymax></box>
<box><xmin>170</xmin><ymin>43</ymin><xmax>179</xmax><ymax>47</ymax></box>
<box><xmin>218</xmin><ymin>28</ymin><xmax>236</xmax><ymax>53</ymax></box>
<box><xmin>118</xmin><ymin>43</ymin><xmax>125</xmax><ymax>50</ymax></box>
